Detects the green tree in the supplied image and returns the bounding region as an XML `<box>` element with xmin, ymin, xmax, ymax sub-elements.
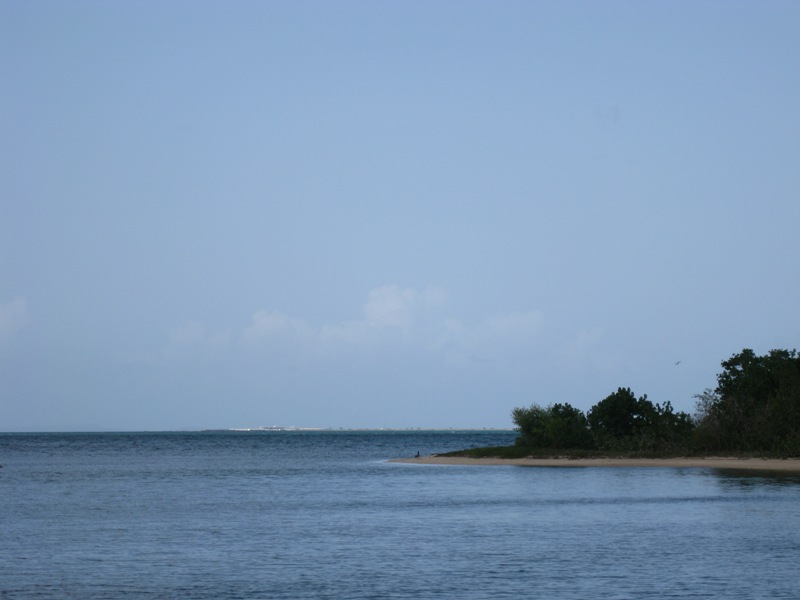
<box><xmin>547</xmin><ymin>403</ymin><xmax>593</xmax><ymax>449</ymax></box>
<box><xmin>648</xmin><ymin>400</ymin><xmax>694</xmax><ymax>452</ymax></box>
<box><xmin>511</xmin><ymin>403</ymin><xmax>592</xmax><ymax>449</ymax></box>
<box><xmin>692</xmin><ymin>388</ymin><xmax>722</xmax><ymax>450</ymax></box>
<box><xmin>704</xmin><ymin>348</ymin><xmax>800</xmax><ymax>453</ymax></box>
<box><xmin>587</xmin><ymin>387</ymin><xmax>647</xmax><ymax>441</ymax></box>
<box><xmin>511</xmin><ymin>404</ymin><xmax>549</xmax><ymax>444</ymax></box>
<box><xmin>586</xmin><ymin>388</ymin><xmax>693</xmax><ymax>452</ymax></box>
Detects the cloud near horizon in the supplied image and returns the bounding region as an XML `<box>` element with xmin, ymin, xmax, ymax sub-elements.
<box><xmin>317</xmin><ymin>285</ymin><xmax>447</xmax><ymax>347</ymax></box>
<box><xmin>166</xmin><ymin>285</ymin><xmax>545</xmax><ymax>366</ymax></box>
<box><xmin>242</xmin><ymin>311</ymin><xmax>314</xmax><ymax>343</ymax></box>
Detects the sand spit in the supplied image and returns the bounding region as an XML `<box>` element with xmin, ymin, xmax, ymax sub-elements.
<box><xmin>391</xmin><ymin>455</ymin><xmax>800</xmax><ymax>472</ymax></box>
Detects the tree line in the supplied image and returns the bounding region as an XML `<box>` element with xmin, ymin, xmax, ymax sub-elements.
<box><xmin>511</xmin><ymin>348</ymin><xmax>800</xmax><ymax>457</ymax></box>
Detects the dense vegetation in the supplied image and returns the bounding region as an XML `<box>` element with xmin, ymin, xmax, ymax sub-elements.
<box><xmin>475</xmin><ymin>348</ymin><xmax>800</xmax><ymax>458</ymax></box>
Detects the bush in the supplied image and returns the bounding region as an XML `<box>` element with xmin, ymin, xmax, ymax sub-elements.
<box><xmin>512</xmin><ymin>403</ymin><xmax>593</xmax><ymax>449</ymax></box>
<box><xmin>586</xmin><ymin>388</ymin><xmax>694</xmax><ymax>452</ymax></box>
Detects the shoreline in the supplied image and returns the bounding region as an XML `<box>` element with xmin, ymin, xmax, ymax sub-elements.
<box><xmin>390</xmin><ymin>455</ymin><xmax>800</xmax><ymax>472</ymax></box>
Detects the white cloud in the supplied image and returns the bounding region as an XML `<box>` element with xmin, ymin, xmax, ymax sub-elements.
<box><xmin>324</xmin><ymin>288</ymin><xmax>542</xmax><ymax>363</ymax></box>
<box><xmin>242</xmin><ymin>310</ymin><xmax>313</xmax><ymax>342</ymax></box>
<box><xmin>168</xmin><ymin>285</ymin><xmax>546</xmax><ymax>367</ymax></box>
<box><xmin>364</xmin><ymin>285</ymin><xmax>416</xmax><ymax>328</ymax></box>
<box><xmin>363</xmin><ymin>284</ymin><xmax>446</xmax><ymax>329</ymax></box>
<box><xmin>318</xmin><ymin>320</ymin><xmax>372</xmax><ymax>346</ymax></box>
<box><xmin>318</xmin><ymin>285</ymin><xmax>445</xmax><ymax>346</ymax></box>
<box><xmin>0</xmin><ymin>297</ymin><xmax>28</xmax><ymax>343</ymax></box>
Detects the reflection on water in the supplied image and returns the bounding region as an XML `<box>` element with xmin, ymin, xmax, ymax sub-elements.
<box><xmin>712</xmin><ymin>469</ymin><xmax>800</xmax><ymax>487</ymax></box>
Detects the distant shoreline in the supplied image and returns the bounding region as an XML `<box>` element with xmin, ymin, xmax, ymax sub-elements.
<box><xmin>390</xmin><ymin>455</ymin><xmax>800</xmax><ymax>472</ymax></box>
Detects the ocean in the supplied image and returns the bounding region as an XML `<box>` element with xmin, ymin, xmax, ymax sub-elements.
<box><xmin>2</xmin><ymin>430</ymin><xmax>800</xmax><ymax>599</ymax></box>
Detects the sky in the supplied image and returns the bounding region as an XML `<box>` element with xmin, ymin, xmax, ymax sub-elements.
<box><xmin>2</xmin><ymin>1</ymin><xmax>799</xmax><ymax>431</ymax></box>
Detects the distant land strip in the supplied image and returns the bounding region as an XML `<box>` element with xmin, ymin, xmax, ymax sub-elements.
<box><xmin>391</xmin><ymin>456</ymin><xmax>800</xmax><ymax>472</ymax></box>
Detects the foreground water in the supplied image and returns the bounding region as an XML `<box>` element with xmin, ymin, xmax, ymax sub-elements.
<box><xmin>2</xmin><ymin>431</ymin><xmax>800</xmax><ymax>599</ymax></box>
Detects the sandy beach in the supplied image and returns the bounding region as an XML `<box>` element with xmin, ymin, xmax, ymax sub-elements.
<box><xmin>391</xmin><ymin>455</ymin><xmax>800</xmax><ymax>472</ymax></box>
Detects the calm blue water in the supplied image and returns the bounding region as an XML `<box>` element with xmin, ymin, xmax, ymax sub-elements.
<box><xmin>2</xmin><ymin>430</ymin><xmax>800</xmax><ymax>599</ymax></box>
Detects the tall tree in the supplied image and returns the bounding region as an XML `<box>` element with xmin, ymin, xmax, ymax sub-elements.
<box><xmin>709</xmin><ymin>348</ymin><xmax>800</xmax><ymax>452</ymax></box>
<box><xmin>587</xmin><ymin>387</ymin><xmax>648</xmax><ymax>440</ymax></box>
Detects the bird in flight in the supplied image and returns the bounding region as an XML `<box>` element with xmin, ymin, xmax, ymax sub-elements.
<box><xmin>675</xmin><ymin>361</ymin><xmax>682</xmax><ymax>365</ymax></box>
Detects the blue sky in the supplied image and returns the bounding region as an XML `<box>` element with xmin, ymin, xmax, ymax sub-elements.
<box><xmin>2</xmin><ymin>1</ymin><xmax>799</xmax><ymax>431</ymax></box>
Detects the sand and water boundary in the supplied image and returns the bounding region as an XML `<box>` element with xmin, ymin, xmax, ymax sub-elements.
<box><xmin>391</xmin><ymin>455</ymin><xmax>800</xmax><ymax>472</ymax></box>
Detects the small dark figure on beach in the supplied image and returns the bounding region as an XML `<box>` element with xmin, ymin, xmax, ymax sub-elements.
<box><xmin>415</xmin><ymin>451</ymin><xmax>420</xmax><ymax>458</ymax></box>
